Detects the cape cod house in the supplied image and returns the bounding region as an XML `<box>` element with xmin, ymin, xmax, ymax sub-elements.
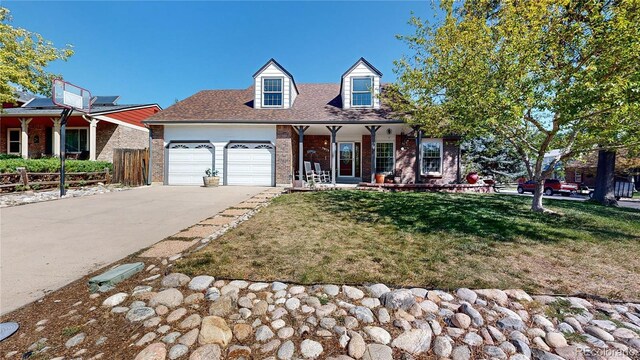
<box><xmin>144</xmin><ymin>58</ymin><xmax>462</xmax><ymax>186</ymax></box>
<box><xmin>1</xmin><ymin>94</ymin><xmax>161</xmax><ymax>161</ymax></box>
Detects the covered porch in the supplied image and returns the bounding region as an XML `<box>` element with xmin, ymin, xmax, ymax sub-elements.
<box><xmin>290</xmin><ymin>123</ymin><xmax>422</xmax><ymax>187</ymax></box>
<box><xmin>1</xmin><ymin>115</ymin><xmax>101</xmax><ymax>160</ymax></box>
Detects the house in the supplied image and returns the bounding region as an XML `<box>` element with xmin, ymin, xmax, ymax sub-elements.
<box><xmin>1</xmin><ymin>94</ymin><xmax>161</xmax><ymax>161</ymax></box>
<box><xmin>144</xmin><ymin>58</ymin><xmax>462</xmax><ymax>186</ymax></box>
<box><xmin>565</xmin><ymin>150</ymin><xmax>640</xmax><ymax>190</ymax></box>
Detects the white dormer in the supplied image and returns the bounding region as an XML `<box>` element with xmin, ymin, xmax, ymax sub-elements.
<box><xmin>341</xmin><ymin>58</ymin><xmax>382</xmax><ymax>110</ymax></box>
<box><xmin>253</xmin><ymin>59</ymin><xmax>299</xmax><ymax>109</ymax></box>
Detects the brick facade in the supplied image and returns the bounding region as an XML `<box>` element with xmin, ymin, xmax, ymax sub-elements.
<box><xmin>275</xmin><ymin>125</ymin><xmax>294</xmax><ymax>185</ymax></box>
<box><xmin>95</xmin><ymin>121</ymin><xmax>148</xmax><ymax>162</ymax></box>
<box><xmin>150</xmin><ymin>125</ymin><xmax>165</xmax><ymax>183</ymax></box>
<box><xmin>395</xmin><ymin>135</ymin><xmax>417</xmax><ymax>183</ymax></box>
<box><xmin>565</xmin><ymin>166</ymin><xmax>597</xmax><ymax>187</ymax></box>
<box><xmin>362</xmin><ymin>135</ymin><xmax>372</xmax><ymax>182</ymax></box>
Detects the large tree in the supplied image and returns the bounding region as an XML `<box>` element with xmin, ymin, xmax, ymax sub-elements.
<box><xmin>0</xmin><ymin>7</ymin><xmax>73</xmax><ymax>104</ymax></box>
<box><xmin>387</xmin><ymin>0</ymin><xmax>640</xmax><ymax>212</ymax></box>
<box><xmin>462</xmin><ymin>136</ymin><xmax>527</xmax><ymax>183</ymax></box>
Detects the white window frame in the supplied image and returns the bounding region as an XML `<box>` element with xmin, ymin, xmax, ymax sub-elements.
<box><xmin>575</xmin><ymin>169</ymin><xmax>582</xmax><ymax>183</ymax></box>
<box><xmin>7</xmin><ymin>128</ymin><xmax>21</xmax><ymax>155</ymax></box>
<box><xmin>351</xmin><ymin>77</ymin><xmax>373</xmax><ymax>108</ymax></box>
<box><xmin>262</xmin><ymin>77</ymin><xmax>284</xmax><ymax>108</ymax></box>
<box><xmin>375</xmin><ymin>141</ymin><xmax>395</xmax><ymax>174</ymax></box>
<box><xmin>421</xmin><ymin>138</ymin><xmax>443</xmax><ymax>176</ymax></box>
<box><xmin>65</xmin><ymin>127</ymin><xmax>89</xmax><ymax>154</ymax></box>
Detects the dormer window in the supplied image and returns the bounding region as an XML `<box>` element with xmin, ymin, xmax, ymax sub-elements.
<box><xmin>351</xmin><ymin>77</ymin><xmax>372</xmax><ymax>107</ymax></box>
<box><xmin>262</xmin><ymin>78</ymin><xmax>283</xmax><ymax>107</ymax></box>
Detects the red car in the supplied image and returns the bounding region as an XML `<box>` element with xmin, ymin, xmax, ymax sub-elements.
<box><xmin>517</xmin><ymin>179</ymin><xmax>579</xmax><ymax>196</ymax></box>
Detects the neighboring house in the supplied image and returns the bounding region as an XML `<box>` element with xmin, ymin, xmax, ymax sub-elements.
<box><xmin>144</xmin><ymin>58</ymin><xmax>462</xmax><ymax>186</ymax></box>
<box><xmin>1</xmin><ymin>95</ymin><xmax>161</xmax><ymax>161</ymax></box>
<box><xmin>565</xmin><ymin>150</ymin><xmax>640</xmax><ymax>189</ymax></box>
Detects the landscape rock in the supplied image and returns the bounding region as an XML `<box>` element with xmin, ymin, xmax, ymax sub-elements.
<box><xmin>127</xmin><ymin>307</ymin><xmax>156</xmax><ymax>322</ymax></box>
<box><xmin>65</xmin><ymin>332</ymin><xmax>86</xmax><ymax>348</ymax></box>
<box><xmin>363</xmin><ymin>344</ymin><xmax>393</xmax><ymax>360</ymax></box>
<box><xmin>102</xmin><ymin>293</ymin><xmax>128</xmax><ymax>307</ymax></box>
<box><xmin>380</xmin><ymin>289</ymin><xmax>415</xmax><ymax>310</ymax></box>
<box><xmin>300</xmin><ymin>339</ymin><xmax>323</xmax><ymax>358</ymax></box>
<box><xmin>162</xmin><ymin>273</ymin><xmax>191</xmax><ymax>288</ymax></box>
<box><xmin>150</xmin><ymin>289</ymin><xmax>184</xmax><ymax>308</ymax></box>
<box><xmin>349</xmin><ymin>306</ymin><xmax>375</xmax><ymax>323</ymax></box>
<box><xmin>188</xmin><ymin>276</ymin><xmax>215</xmax><ymax>291</ymax></box>
<box><xmin>364</xmin><ymin>326</ymin><xmax>391</xmax><ymax>345</ymax></box>
<box><xmin>343</xmin><ymin>285</ymin><xmax>365</xmax><ymax>300</ymax></box>
<box><xmin>135</xmin><ymin>343</ymin><xmax>167</xmax><ymax>360</ymax></box>
<box><xmin>391</xmin><ymin>328</ymin><xmax>432</xmax><ymax>354</ymax></box>
<box><xmin>189</xmin><ymin>344</ymin><xmax>221</xmax><ymax>360</ymax></box>
<box><xmin>456</xmin><ymin>288</ymin><xmax>477</xmax><ymax>303</ymax></box>
<box><xmin>367</xmin><ymin>284</ymin><xmax>391</xmax><ymax>298</ymax></box>
<box><xmin>208</xmin><ymin>295</ymin><xmax>236</xmax><ymax>317</ymax></box>
<box><xmin>198</xmin><ymin>316</ymin><xmax>232</xmax><ymax>347</ymax></box>
<box><xmin>433</xmin><ymin>335</ymin><xmax>452</xmax><ymax>357</ymax></box>
<box><xmin>168</xmin><ymin>344</ymin><xmax>188</xmax><ymax>359</ymax></box>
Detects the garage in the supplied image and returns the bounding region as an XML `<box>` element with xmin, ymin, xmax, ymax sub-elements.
<box><xmin>166</xmin><ymin>142</ymin><xmax>215</xmax><ymax>185</ymax></box>
<box><xmin>226</xmin><ymin>142</ymin><xmax>275</xmax><ymax>186</ymax></box>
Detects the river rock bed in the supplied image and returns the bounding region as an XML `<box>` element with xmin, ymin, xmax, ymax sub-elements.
<box><xmin>0</xmin><ymin>184</ymin><xmax>129</xmax><ymax>207</ymax></box>
<box><xmin>7</xmin><ymin>272</ymin><xmax>639</xmax><ymax>360</ymax></box>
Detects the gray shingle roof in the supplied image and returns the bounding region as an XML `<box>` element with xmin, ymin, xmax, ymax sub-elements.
<box><xmin>145</xmin><ymin>84</ymin><xmax>402</xmax><ymax>124</ymax></box>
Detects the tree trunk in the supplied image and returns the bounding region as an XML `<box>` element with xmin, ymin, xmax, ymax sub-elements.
<box><xmin>531</xmin><ymin>180</ymin><xmax>545</xmax><ymax>212</ymax></box>
<box><xmin>593</xmin><ymin>149</ymin><xmax>618</xmax><ymax>206</ymax></box>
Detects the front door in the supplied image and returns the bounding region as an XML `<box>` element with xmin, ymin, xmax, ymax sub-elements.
<box><xmin>338</xmin><ymin>142</ymin><xmax>355</xmax><ymax>177</ymax></box>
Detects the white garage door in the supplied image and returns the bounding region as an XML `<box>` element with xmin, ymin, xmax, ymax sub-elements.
<box><xmin>167</xmin><ymin>143</ymin><xmax>215</xmax><ymax>185</ymax></box>
<box><xmin>226</xmin><ymin>143</ymin><xmax>275</xmax><ymax>186</ymax></box>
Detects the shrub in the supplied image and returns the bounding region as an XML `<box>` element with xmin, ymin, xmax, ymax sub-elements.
<box><xmin>0</xmin><ymin>154</ymin><xmax>21</xmax><ymax>160</ymax></box>
<box><xmin>0</xmin><ymin>158</ymin><xmax>113</xmax><ymax>173</ymax></box>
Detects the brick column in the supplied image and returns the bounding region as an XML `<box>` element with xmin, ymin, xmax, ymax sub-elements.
<box><xmin>150</xmin><ymin>125</ymin><xmax>165</xmax><ymax>184</ymax></box>
<box><xmin>275</xmin><ymin>125</ymin><xmax>294</xmax><ymax>185</ymax></box>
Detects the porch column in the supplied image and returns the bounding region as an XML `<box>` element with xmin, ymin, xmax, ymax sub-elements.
<box><xmin>413</xmin><ymin>125</ymin><xmax>423</xmax><ymax>184</ymax></box>
<box><xmin>326</xmin><ymin>126</ymin><xmax>342</xmax><ymax>185</ymax></box>
<box><xmin>294</xmin><ymin>126</ymin><xmax>309</xmax><ymax>185</ymax></box>
<box><xmin>19</xmin><ymin>118</ymin><xmax>32</xmax><ymax>159</ymax></box>
<box><xmin>51</xmin><ymin>118</ymin><xmax>61</xmax><ymax>157</ymax></box>
<box><xmin>365</xmin><ymin>126</ymin><xmax>381</xmax><ymax>183</ymax></box>
<box><xmin>88</xmin><ymin>118</ymin><xmax>99</xmax><ymax>161</ymax></box>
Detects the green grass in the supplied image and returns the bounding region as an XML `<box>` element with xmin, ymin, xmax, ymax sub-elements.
<box><xmin>176</xmin><ymin>191</ymin><xmax>640</xmax><ymax>300</ymax></box>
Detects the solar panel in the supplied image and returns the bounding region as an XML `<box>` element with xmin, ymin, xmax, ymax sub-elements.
<box><xmin>24</xmin><ymin>98</ymin><xmax>56</xmax><ymax>108</ymax></box>
<box><xmin>92</xmin><ymin>96</ymin><xmax>120</xmax><ymax>106</ymax></box>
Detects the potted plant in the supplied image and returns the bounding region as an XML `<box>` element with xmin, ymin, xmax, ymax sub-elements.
<box><xmin>466</xmin><ymin>172</ymin><xmax>479</xmax><ymax>184</ymax></box>
<box><xmin>203</xmin><ymin>169</ymin><xmax>220</xmax><ymax>187</ymax></box>
<box><xmin>375</xmin><ymin>173</ymin><xmax>386</xmax><ymax>184</ymax></box>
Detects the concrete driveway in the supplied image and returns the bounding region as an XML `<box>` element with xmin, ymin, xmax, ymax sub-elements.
<box><xmin>0</xmin><ymin>185</ymin><xmax>266</xmax><ymax>315</ymax></box>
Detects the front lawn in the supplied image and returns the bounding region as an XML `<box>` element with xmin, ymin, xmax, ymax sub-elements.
<box><xmin>176</xmin><ymin>191</ymin><xmax>640</xmax><ymax>300</ymax></box>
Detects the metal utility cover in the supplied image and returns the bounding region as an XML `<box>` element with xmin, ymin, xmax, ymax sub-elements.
<box><xmin>0</xmin><ymin>322</ymin><xmax>19</xmax><ymax>342</ymax></box>
<box><xmin>88</xmin><ymin>262</ymin><xmax>144</xmax><ymax>293</ymax></box>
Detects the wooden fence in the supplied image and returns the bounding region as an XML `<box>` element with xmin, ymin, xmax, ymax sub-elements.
<box><xmin>0</xmin><ymin>169</ymin><xmax>110</xmax><ymax>192</ymax></box>
<box><xmin>112</xmin><ymin>148</ymin><xmax>149</xmax><ymax>186</ymax></box>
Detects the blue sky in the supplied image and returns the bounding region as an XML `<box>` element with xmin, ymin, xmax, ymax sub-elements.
<box><xmin>4</xmin><ymin>1</ymin><xmax>433</xmax><ymax>108</ymax></box>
